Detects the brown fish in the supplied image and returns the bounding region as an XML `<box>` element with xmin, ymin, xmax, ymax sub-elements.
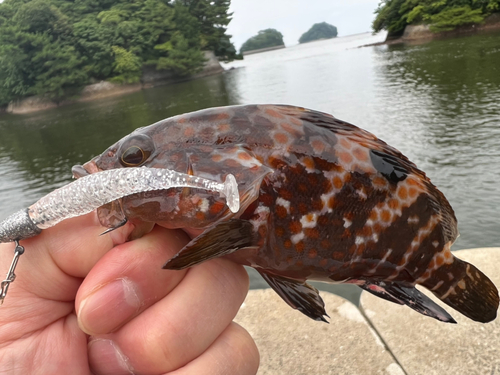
<box><xmin>74</xmin><ymin>104</ymin><xmax>499</xmax><ymax>324</ymax></box>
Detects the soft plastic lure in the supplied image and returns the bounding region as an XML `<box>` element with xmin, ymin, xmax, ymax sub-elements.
<box><xmin>0</xmin><ymin>167</ymin><xmax>239</xmax><ymax>304</ymax></box>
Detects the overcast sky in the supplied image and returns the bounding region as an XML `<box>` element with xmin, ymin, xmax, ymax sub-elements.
<box><xmin>227</xmin><ymin>0</ymin><xmax>381</xmax><ymax>50</ymax></box>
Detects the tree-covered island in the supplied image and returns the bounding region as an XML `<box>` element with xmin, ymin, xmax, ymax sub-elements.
<box><xmin>373</xmin><ymin>0</ymin><xmax>500</xmax><ymax>36</ymax></box>
<box><xmin>299</xmin><ymin>22</ymin><xmax>338</xmax><ymax>43</ymax></box>
<box><xmin>0</xmin><ymin>0</ymin><xmax>238</xmax><ymax>108</ymax></box>
<box><xmin>239</xmin><ymin>29</ymin><xmax>285</xmax><ymax>54</ymax></box>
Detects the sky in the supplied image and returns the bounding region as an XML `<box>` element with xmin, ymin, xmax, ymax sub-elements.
<box><xmin>226</xmin><ymin>0</ymin><xmax>381</xmax><ymax>50</ymax></box>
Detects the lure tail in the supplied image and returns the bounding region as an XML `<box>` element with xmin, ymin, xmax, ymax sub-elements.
<box><xmin>423</xmin><ymin>258</ymin><xmax>499</xmax><ymax>323</ymax></box>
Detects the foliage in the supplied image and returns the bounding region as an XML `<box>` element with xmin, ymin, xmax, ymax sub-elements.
<box><xmin>240</xmin><ymin>29</ymin><xmax>284</xmax><ymax>53</ymax></box>
<box><xmin>299</xmin><ymin>22</ymin><xmax>338</xmax><ymax>43</ymax></box>
<box><xmin>0</xmin><ymin>0</ymin><xmax>237</xmax><ymax>107</ymax></box>
<box><xmin>372</xmin><ymin>0</ymin><xmax>500</xmax><ymax>35</ymax></box>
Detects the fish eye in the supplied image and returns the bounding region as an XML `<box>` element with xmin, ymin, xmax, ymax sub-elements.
<box><xmin>118</xmin><ymin>134</ymin><xmax>154</xmax><ymax>167</ymax></box>
<box><xmin>121</xmin><ymin>146</ymin><xmax>149</xmax><ymax>166</ymax></box>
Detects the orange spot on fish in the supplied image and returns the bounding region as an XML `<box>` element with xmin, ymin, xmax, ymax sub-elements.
<box><xmin>183</xmin><ymin>127</ymin><xmax>195</xmax><ymax>137</ymax></box>
<box><xmin>289</xmin><ymin>221</ymin><xmax>302</xmax><ymax>234</ymax></box>
<box><xmin>217</xmin><ymin>123</ymin><xmax>231</xmax><ymax>132</ymax></box>
<box><xmin>238</xmin><ymin>152</ymin><xmax>252</xmax><ymax>161</ymax></box>
<box><xmin>295</xmin><ymin>241</ymin><xmax>305</xmax><ymax>253</ymax></box>
<box><xmin>321</xmin><ymin>239</ymin><xmax>330</xmax><ymax>249</ymax></box>
<box><xmin>373</xmin><ymin>177</ymin><xmax>387</xmax><ymax>188</ymax></box>
<box><xmin>289</xmin><ymin>116</ymin><xmax>302</xmax><ymax>126</ymax></box>
<box><xmin>305</xmin><ymin>228</ymin><xmax>320</xmax><ymax>239</ymax></box>
<box><xmin>308</xmin><ymin>249</ymin><xmax>318</xmax><ymax>259</ymax></box>
<box><xmin>311</xmin><ymin>139</ymin><xmax>326</xmax><ymax>153</ymax></box>
<box><xmin>302</xmin><ymin>156</ymin><xmax>315</xmax><ymax>170</ymax></box>
<box><xmin>278</xmin><ymin>188</ymin><xmax>293</xmax><ymax>201</ymax></box>
<box><xmin>333</xmin><ymin>176</ymin><xmax>343</xmax><ymax>189</ymax></box>
<box><xmin>211</xmin><ymin>154</ymin><xmax>222</xmax><ymax>162</ymax></box>
<box><xmin>339</xmin><ymin>138</ymin><xmax>351</xmax><ymax>149</ymax></box>
<box><xmin>332</xmin><ymin>251</ymin><xmax>344</xmax><ymax>261</ymax></box>
<box><xmin>339</xmin><ymin>152</ymin><xmax>353</xmax><ymax>164</ymax></box>
<box><xmin>209</xmin><ymin>201</ymin><xmax>225</xmax><ymax>215</ymax></box>
<box><xmin>195</xmin><ymin>212</ymin><xmax>205</xmax><ymax>220</ymax></box>
<box><xmin>369</xmin><ymin>210</ymin><xmax>378</xmax><ymax>221</ymax></box>
<box><xmin>352</xmin><ymin>147</ymin><xmax>368</xmax><ymax>162</ymax></box>
<box><xmin>281</xmin><ymin>122</ymin><xmax>301</xmax><ymax>136</ymax></box>
<box><xmin>284</xmin><ymin>239</ymin><xmax>292</xmax><ymax>249</ymax></box>
<box><xmin>381</xmin><ymin>210</ymin><xmax>392</xmax><ymax>223</ymax></box>
<box><xmin>408</xmin><ymin>187</ymin><xmax>418</xmax><ymax>198</ymax></box>
<box><xmin>389</xmin><ymin>199</ymin><xmax>400</xmax><ymax>210</ymax></box>
<box><xmin>398</xmin><ymin>186</ymin><xmax>408</xmax><ymax>200</ymax></box>
<box><xmin>265</xmin><ymin>108</ymin><xmax>285</xmax><ymax>119</ymax></box>
<box><xmin>274</xmin><ymin>132</ymin><xmax>289</xmax><ymax>144</ymax></box>
<box><xmin>319</xmin><ymin>259</ymin><xmax>328</xmax><ymax>267</ymax></box>
<box><xmin>275</xmin><ymin>226</ymin><xmax>285</xmax><ymax>237</ymax></box>
<box><xmin>435</xmin><ymin>256</ymin><xmax>444</xmax><ymax>267</ymax></box>
<box><xmin>258</xmin><ymin>225</ymin><xmax>266</xmax><ymax>237</ymax></box>
<box><xmin>298</xmin><ymin>203</ymin><xmax>308</xmax><ymax>214</ymax></box>
<box><xmin>276</xmin><ymin>205</ymin><xmax>287</xmax><ymax>219</ymax></box>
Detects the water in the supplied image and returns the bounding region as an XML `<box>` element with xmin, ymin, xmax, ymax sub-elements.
<box><xmin>1</xmin><ymin>31</ymin><xmax>499</xmax><ymax>299</ymax></box>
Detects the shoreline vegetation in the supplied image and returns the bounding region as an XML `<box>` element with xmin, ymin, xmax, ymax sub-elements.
<box><xmin>363</xmin><ymin>13</ymin><xmax>500</xmax><ymax>48</ymax></box>
<box><xmin>0</xmin><ymin>0</ymin><xmax>238</xmax><ymax>114</ymax></box>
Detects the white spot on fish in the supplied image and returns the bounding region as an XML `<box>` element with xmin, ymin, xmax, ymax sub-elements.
<box><xmin>199</xmin><ymin>198</ymin><xmax>209</xmax><ymax>213</ymax></box>
<box><xmin>300</xmin><ymin>213</ymin><xmax>317</xmax><ymax>228</ymax></box>
<box><xmin>276</xmin><ymin>197</ymin><xmax>291</xmax><ymax>213</ymax></box>
<box><xmin>291</xmin><ymin>232</ymin><xmax>305</xmax><ymax>244</ymax></box>
<box><xmin>343</xmin><ymin>218</ymin><xmax>352</xmax><ymax>228</ymax></box>
<box><xmin>355</xmin><ymin>236</ymin><xmax>364</xmax><ymax>246</ymax></box>
<box><xmin>357</xmin><ymin>189</ymin><xmax>367</xmax><ymax>200</ymax></box>
<box><xmin>408</xmin><ymin>215</ymin><xmax>420</xmax><ymax>224</ymax></box>
<box><xmin>432</xmin><ymin>240</ymin><xmax>439</xmax><ymax>248</ymax></box>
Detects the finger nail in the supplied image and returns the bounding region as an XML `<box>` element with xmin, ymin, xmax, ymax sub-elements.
<box><xmin>88</xmin><ymin>338</ymin><xmax>135</xmax><ymax>375</ymax></box>
<box><xmin>78</xmin><ymin>278</ymin><xmax>141</xmax><ymax>334</ymax></box>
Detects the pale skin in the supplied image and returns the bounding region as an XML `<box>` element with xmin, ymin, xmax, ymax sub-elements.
<box><xmin>0</xmin><ymin>213</ymin><xmax>259</xmax><ymax>374</ymax></box>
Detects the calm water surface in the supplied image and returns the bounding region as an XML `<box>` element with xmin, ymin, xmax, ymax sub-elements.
<box><xmin>1</xmin><ymin>32</ymin><xmax>499</xmax><ymax>294</ymax></box>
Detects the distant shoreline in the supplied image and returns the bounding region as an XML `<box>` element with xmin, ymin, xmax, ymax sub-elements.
<box><xmin>361</xmin><ymin>13</ymin><xmax>500</xmax><ymax>48</ymax></box>
<box><xmin>4</xmin><ymin>51</ymin><xmax>224</xmax><ymax>115</ymax></box>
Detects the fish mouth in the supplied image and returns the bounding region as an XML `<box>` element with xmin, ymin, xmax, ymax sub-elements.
<box><xmin>72</xmin><ymin>159</ymin><xmax>102</xmax><ymax>178</ymax></box>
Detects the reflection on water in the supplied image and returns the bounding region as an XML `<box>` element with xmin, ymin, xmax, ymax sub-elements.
<box><xmin>0</xmin><ymin>32</ymin><xmax>499</xmax><ymax>266</ymax></box>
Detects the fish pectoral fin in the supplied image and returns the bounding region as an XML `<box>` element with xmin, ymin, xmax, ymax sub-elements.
<box><xmin>163</xmin><ymin>219</ymin><xmax>255</xmax><ymax>270</ymax></box>
<box><xmin>258</xmin><ymin>270</ymin><xmax>329</xmax><ymax>323</ymax></box>
<box><xmin>360</xmin><ymin>281</ymin><xmax>456</xmax><ymax>323</ymax></box>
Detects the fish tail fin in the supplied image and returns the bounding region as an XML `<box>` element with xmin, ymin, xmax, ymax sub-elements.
<box><xmin>422</xmin><ymin>257</ymin><xmax>499</xmax><ymax>323</ymax></box>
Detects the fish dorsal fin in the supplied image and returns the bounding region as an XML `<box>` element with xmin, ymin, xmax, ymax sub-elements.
<box><xmin>359</xmin><ymin>281</ymin><xmax>456</xmax><ymax>323</ymax></box>
<box><xmin>258</xmin><ymin>270</ymin><xmax>329</xmax><ymax>322</ymax></box>
<box><xmin>163</xmin><ymin>219</ymin><xmax>255</xmax><ymax>270</ymax></box>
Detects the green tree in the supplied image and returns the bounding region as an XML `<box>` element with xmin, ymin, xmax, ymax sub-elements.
<box><xmin>240</xmin><ymin>29</ymin><xmax>284</xmax><ymax>53</ymax></box>
<box><xmin>176</xmin><ymin>0</ymin><xmax>238</xmax><ymax>61</ymax></box>
<box><xmin>299</xmin><ymin>22</ymin><xmax>338</xmax><ymax>43</ymax></box>
<box><xmin>372</xmin><ymin>0</ymin><xmax>500</xmax><ymax>36</ymax></box>
<box><xmin>0</xmin><ymin>0</ymin><xmax>237</xmax><ymax>107</ymax></box>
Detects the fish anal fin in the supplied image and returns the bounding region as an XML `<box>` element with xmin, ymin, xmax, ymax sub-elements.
<box><xmin>361</xmin><ymin>281</ymin><xmax>456</xmax><ymax>323</ymax></box>
<box><xmin>258</xmin><ymin>270</ymin><xmax>329</xmax><ymax>323</ymax></box>
<box><xmin>163</xmin><ymin>219</ymin><xmax>255</xmax><ymax>270</ymax></box>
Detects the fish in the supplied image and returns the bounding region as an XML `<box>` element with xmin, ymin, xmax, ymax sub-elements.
<box><xmin>7</xmin><ymin>104</ymin><xmax>500</xmax><ymax>323</ymax></box>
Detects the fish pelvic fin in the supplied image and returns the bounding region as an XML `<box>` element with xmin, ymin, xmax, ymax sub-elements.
<box><xmin>360</xmin><ymin>281</ymin><xmax>456</xmax><ymax>323</ymax></box>
<box><xmin>422</xmin><ymin>257</ymin><xmax>499</xmax><ymax>323</ymax></box>
<box><xmin>258</xmin><ymin>270</ymin><xmax>329</xmax><ymax>323</ymax></box>
<box><xmin>163</xmin><ymin>219</ymin><xmax>256</xmax><ymax>270</ymax></box>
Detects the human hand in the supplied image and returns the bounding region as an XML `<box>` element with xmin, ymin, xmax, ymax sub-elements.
<box><xmin>0</xmin><ymin>213</ymin><xmax>259</xmax><ymax>374</ymax></box>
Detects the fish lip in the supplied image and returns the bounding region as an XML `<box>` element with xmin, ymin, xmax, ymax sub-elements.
<box><xmin>72</xmin><ymin>159</ymin><xmax>102</xmax><ymax>178</ymax></box>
